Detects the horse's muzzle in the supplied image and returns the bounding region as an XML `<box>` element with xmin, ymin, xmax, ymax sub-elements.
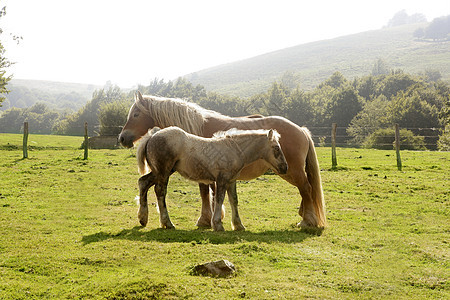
<box><xmin>278</xmin><ymin>163</ymin><xmax>288</xmax><ymax>175</ymax></box>
<box><xmin>118</xmin><ymin>131</ymin><xmax>134</xmax><ymax>148</ymax></box>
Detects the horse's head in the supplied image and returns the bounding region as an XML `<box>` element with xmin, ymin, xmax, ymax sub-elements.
<box><xmin>264</xmin><ymin>129</ymin><xmax>288</xmax><ymax>175</ymax></box>
<box><xmin>118</xmin><ymin>92</ymin><xmax>156</xmax><ymax>148</ymax></box>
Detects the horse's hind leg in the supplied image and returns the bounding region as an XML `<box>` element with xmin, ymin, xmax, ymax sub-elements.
<box><xmin>227</xmin><ymin>182</ymin><xmax>245</xmax><ymax>231</ymax></box>
<box><xmin>296</xmin><ymin>171</ymin><xmax>319</xmax><ymax>227</ymax></box>
<box><xmin>155</xmin><ymin>180</ymin><xmax>175</xmax><ymax>229</ymax></box>
<box><xmin>138</xmin><ymin>172</ymin><xmax>156</xmax><ymax>227</ymax></box>
<box><xmin>281</xmin><ymin>169</ymin><xmax>319</xmax><ymax>227</ymax></box>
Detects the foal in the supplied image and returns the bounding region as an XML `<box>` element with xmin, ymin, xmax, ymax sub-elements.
<box><xmin>136</xmin><ymin>126</ymin><xmax>288</xmax><ymax>231</ymax></box>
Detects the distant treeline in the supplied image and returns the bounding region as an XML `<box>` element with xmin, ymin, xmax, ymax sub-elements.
<box><xmin>413</xmin><ymin>15</ymin><xmax>450</xmax><ymax>40</ymax></box>
<box><xmin>1</xmin><ymin>83</ymin><xmax>91</xmax><ymax>112</ymax></box>
<box><xmin>1</xmin><ymin>68</ymin><xmax>449</xmax><ymax>150</ymax></box>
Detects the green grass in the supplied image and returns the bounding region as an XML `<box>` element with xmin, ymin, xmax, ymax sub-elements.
<box><xmin>0</xmin><ymin>134</ymin><xmax>449</xmax><ymax>299</ymax></box>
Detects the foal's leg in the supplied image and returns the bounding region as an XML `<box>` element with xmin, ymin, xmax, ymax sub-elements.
<box><xmin>196</xmin><ymin>183</ymin><xmax>225</xmax><ymax>228</ymax></box>
<box><xmin>154</xmin><ymin>179</ymin><xmax>175</xmax><ymax>229</ymax></box>
<box><xmin>196</xmin><ymin>183</ymin><xmax>213</xmax><ymax>228</ymax></box>
<box><xmin>211</xmin><ymin>181</ymin><xmax>228</xmax><ymax>231</ymax></box>
<box><xmin>137</xmin><ymin>172</ymin><xmax>156</xmax><ymax>227</ymax></box>
<box><xmin>227</xmin><ymin>182</ymin><xmax>245</xmax><ymax>231</ymax></box>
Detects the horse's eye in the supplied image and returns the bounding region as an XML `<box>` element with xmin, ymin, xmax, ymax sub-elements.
<box><xmin>133</xmin><ymin>113</ymin><xmax>139</xmax><ymax>118</ymax></box>
<box><xmin>274</xmin><ymin>145</ymin><xmax>280</xmax><ymax>153</ymax></box>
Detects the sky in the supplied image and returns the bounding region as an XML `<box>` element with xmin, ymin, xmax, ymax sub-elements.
<box><xmin>1</xmin><ymin>0</ymin><xmax>449</xmax><ymax>88</ymax></box>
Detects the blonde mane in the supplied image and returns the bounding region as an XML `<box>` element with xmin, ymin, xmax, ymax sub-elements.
<box><xmin>213</xmin><ymin>128</ymin><xmax>281</xmax><ymax>142</ymax></box>
<box><xmin>135</xmin><ymin>95</ymin><xmax>220</xmax><ymax>135</ymax></box>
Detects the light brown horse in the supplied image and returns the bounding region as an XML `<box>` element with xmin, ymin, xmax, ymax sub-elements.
<box><xmin>119</xmin><ymin>92</ymin><xmax>326</xmax><ymax>228</ymax></box>
<box><xmin>136</xmin><ymin>126</ymin><xmax>287</xmax><ymax>231</ymax></box>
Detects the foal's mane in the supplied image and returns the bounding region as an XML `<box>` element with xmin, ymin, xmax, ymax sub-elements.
<box><xmin>213</xmin><ymin>128</ymin><xmax>280</xmax><ymax>142</ymax></box>
<box><xmin>135</xmin><ymin>95</ymin><xmax>222</xmax><ymax>135</ymax></box>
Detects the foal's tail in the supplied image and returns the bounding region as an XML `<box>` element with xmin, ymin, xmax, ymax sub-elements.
<box><xmin>304</xmin><ymin>130</ymin><xmax>327</xmax><ymax>227</ymax></box>
<box><xmin>136</xmin><ymin>127</ymin><xmax>161</xmax><ymax>175</ymax></box>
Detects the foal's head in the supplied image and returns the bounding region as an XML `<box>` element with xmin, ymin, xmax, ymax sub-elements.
<box><xmin>263</xmin><ymin>129</ymin><xmax>288</xmax><ymax>175</ymax></box>
<box><xmin>118</xmin><ymin>92</ymin><xmax>156</xmax><ymax>148</ymax></box>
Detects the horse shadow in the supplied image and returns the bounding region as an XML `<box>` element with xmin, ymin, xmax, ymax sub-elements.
<box><xmin>81</xmin><ymin>226</ymin><xmax>323</xmax><ymax>245</ymax></box>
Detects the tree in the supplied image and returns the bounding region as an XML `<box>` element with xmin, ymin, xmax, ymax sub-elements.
<box><xmin>280</xmin><ymin>70</ymin><xmax>299</xmax><ymax>90</ymax></box>
<box><xmin>326</xmin><ymin>86</ymin><xmax>362</xmax><ymax>128</ymax></box>
<box><xmin>0</xmin><ymin>103</ymin><xmax>60</xmax><ymax>134</ymax></box>
<box><xmin>387</xmin><ymin>10</ymin><xmax>426</xmax><ymax>27</ymax></box>
<box><xmin>98</xmin><ymin>100</ymin><xmax>130</xmax><ymax>136</ymax></box>
<box><xmin>265</xmin><ymin>82</ymin><xmax>290</xmax><ymax>116</ymax></box>
<box><xmin>371</xmin><ymin>59</ymin><xmax>389</xmax><ymax>76</ymax></box>
<box><xmin>285</xmin><ymin>88</ymin><xmax>314</xmax><ymax>126</ymax></box>
<box><xmin>54</xmin><ymin>86</ymin><xmax>125</xmax><ymax>135</ymax></box>
<box><xmin>144</xmin><ymin>77</ymin><xmax>207</xmax><ymax>100</ymax></box>
<box><xmin>424</xmin><ymin>15</ymin><xmax>450</xmax><ymax>40</ymax></box>
<box><xmin>347</xmin><ymin>95</ymin><xmax>390</xmax><ymax>145</ymax></box>
<box><xmin>375</xmin><ymin>72</ymin><xmax>423</xmax><ymax>99</ymax></box>
<box><xmin>363</xmin><ymin>128</ymin><xmax>425</xmax><ymax>150</ymax></box>
<box><xmin>384</xmin><ymin>89</ymin><xmax>440</xmax><ymax>129</ymax></box>
<box><xmin>437</xmin><ymin>82</ymin><xmax>450</xmax><ymax>150</ymax></box>
<box><xmin>318</xmin><ymin>71</ymin><xmax>348</xmax><ymax>89</ymax></box>
<box><xmin>422</xmin><ymin>69</ymin><xmax>442</xmax><ymax>82</ymax></box>
<box><xmin>387</xmin><ymin>10</ymin><xmax>409</xmax><ymax>27</ymax></box>
<box><xmin>413</xmin><ymin>27</ymin><xmax>425</xmax><ymax>39</ymax></box>
<box><xmin>0</xmin><ymin>6</ymin><xmax>13</xmax><ymax>105</ymax></box>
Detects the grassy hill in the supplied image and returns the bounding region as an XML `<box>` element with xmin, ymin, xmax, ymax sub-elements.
<box><xmin>10</xmin><ymin>79</ymin><xmax>101</xmax><ymax>99</ymax></box>
<box><xmin>184</xmin><ymin>23</ymin><xmax>450</xmax><ymax>97</ymax></box>
<box><xmin>1</xmin><ymin>79</ymin><xmax>103</xmax><ymax>112</ymax></box>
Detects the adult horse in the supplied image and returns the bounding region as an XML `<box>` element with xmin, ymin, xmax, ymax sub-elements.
<box><xmin>119</xmin><ymin>92</ymin><xmax>326</xmax><ymax>228</ymax></box>
<box><xmin>136</xmin><ymin>126</ymin><xmax>287</xmax><ymax>231</ymax></box>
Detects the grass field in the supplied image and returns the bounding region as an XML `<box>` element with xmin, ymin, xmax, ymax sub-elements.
<box><xmin>0</xmin><ymin>134</ymin><xmax>448</xmax><ymax>299</ymax></box>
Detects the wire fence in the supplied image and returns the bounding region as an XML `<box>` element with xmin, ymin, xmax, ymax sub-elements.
<box><xmin>10</xmin><ymin>122</ymin><xmax>446</xmax><ymax>170</ymax></box>
<box><xmin>7</xmin><ymin>122</ymin><xmax>444</xmax><ymax>149</ymax></box>
<box><xmin>307</xmin><ymin>126</ymin><xmax>442</xmax><ymax>149</ymax></box>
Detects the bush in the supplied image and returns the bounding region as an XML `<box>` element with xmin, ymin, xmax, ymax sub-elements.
<box><xmin>98</xmin><ymin>101</ymin><xmax>130</xmax><ymax>136</ymax></box>
<box><xmin>437</xmin><ymin>125</ymin><xmax>450</xmax><ymax>151</ymax></box>
<box><xmin>363</xmin><ymin>128</ymin><xmax>425</xmax><ymax>150</ymax></box>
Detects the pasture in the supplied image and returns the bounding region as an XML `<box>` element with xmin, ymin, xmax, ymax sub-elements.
<box><xmin>0</xmin><ymin>133</ymin><xmax>448</xmax><ymax>299</ymax></box>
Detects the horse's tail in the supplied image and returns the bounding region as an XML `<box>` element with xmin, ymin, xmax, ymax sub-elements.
<box><xmin>304</xmin><ymin>129</ymin><xmax>327</xmax><ymax>227</ymax></box>
<box><xmin>136</xmin><ymin>127</ymin><xmax>161</xmax><ymax>175</ymax></box>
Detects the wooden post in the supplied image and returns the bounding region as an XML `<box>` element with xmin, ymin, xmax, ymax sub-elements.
<box><xmin>23</xmin><ymin>122</ymin><xmax>29</xmax><ymax>159</ymax></box>
<box><xmin>331</xmin><ymin>123</ymin><xmax>337</xmax><ymax>169</ymax></box>
<box><xmin>395</xmin><ymin>123</ymin><xmax>402</xmax><ymax>171</ymax></box>
<box><xmin>83</xmin><ymin>122</ymin><xmax>88</xmax><ymax>160</ymax></box>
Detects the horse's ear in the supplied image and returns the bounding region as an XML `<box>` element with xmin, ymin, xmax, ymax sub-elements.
<box><xmin>135</xmin><ymin>91</ymin><xmax>144</xmax><ymax>103</ymax></box>
<box><xmin>268</xmin><ymin>129</ymin><xmax>274</xmax><ymax>140</ymax></box>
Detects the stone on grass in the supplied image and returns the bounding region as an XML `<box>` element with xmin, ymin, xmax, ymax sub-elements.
<box><xmin>191</xmin><ymin>259</ymin><xmax>236</xmax><ymax>278</ymax></box>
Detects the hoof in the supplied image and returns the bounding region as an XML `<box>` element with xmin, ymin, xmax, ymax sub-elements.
<box><xmin>138</xmin><ymin>207</ymin><xmax>148</xmax><ymax>227</ymax></box>
<box><xmin>232</xmin><ymin>224</ymin><xmax>246</xmax><ymax>231</ymax></box>
<box><xmin>196</xmin><ymin>217</ymin><xmax>212</xmax><ymax>228</ymax></box>
<box><xmin>297</xmin><ymin>220</ymin><xmax>315</xmax><ymax>228</ymax></box>
<box><xmin>212</xmin><ymin>223</ymin><xmax>225</xmax><ymax>232</ymax></box>
<box><xmin>162</xmin><ymin>223</ymin><xmax>175</xmax><ymax>229</ymax></box>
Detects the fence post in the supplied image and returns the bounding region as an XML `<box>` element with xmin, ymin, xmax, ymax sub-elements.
<box><xmin>331</xmin><ymin>123</ymin><xmax>337</xmax><ymax>169</ymax></box>
<box><xmin>83</xmin><ymin>122</ymin><xmax>88</xmax><ymax>160</ymax></box>
<box><xmin>23</xmin><ymin>122</ymin><xmax>29</xmax><ymax>159</ymax></box>
<box><xmin>395</xmin><ymin>123</ymin><xmax>402</xmax><ymax>171</ymax></box>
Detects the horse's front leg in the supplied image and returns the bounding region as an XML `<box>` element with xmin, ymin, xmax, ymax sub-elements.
<box><xmin>211</xmin><ymin>180</ymin><xmax>228</xmax><ymax>231</ymax></box>
<box><xmin>137</xmin><ymin>172</ymin><xmax>156</xmax><ymax>226</ymax></box>
<box><xmin>196</xmin><ymin>183</ymin><xmax>213</xmax><ymax>228</ymax></box>
<box><xmin>154</xmin><ymin>180</ymin><xmax>175</xmax><ymax>229</ymax></box>
<box><xmin>227</xmin><ymin>182</ymin><xmax>245</xmax><ymax>231</ymax></box>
